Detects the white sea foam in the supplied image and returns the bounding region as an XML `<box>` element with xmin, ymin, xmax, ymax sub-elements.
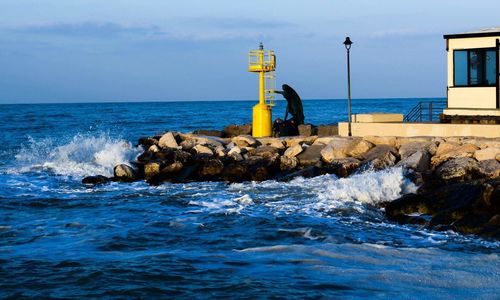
<box><xmin>13</xmin><ymin>133</ymin><xmax>141</xmax><ymax>178</ymax></box>
<box><xmin>226</xmin><ymin>167</ymin><xmax>417</xmax><ymax>217</ymax></box>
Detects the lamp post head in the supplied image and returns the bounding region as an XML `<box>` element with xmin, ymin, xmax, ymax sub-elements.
<box><xmin>343</xmin><ymin>37</ymin><xmax>353</xmax><ymax>50</ymax></box>
<box><xmin>259</xmin><ymin>42</ymin><xmax>264</xmax><ymax>50</ymax></box>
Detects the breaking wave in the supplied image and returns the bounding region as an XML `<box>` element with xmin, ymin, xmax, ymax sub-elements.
<box><xmin>13</xmin><ymin>133</ymin><xmax>141</xmax><ymax>178</ymax></box>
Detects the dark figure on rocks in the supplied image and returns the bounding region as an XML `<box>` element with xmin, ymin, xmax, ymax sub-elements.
<box><xmin>273</xmin><ymin>84</ymin><xmax>304</xmax><ymax>136</ymax></box>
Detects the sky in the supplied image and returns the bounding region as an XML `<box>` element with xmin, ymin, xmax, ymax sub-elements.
<box><xmin>1</xmin><ymin>0</ymin><xmax>500</xmax><ymax>103</ymax></box>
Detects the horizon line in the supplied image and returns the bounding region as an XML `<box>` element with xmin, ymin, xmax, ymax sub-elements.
<box><xmin>0</xmin><ymin>96</ymin><xmax>446</xmax><ymax>105</ymax></box>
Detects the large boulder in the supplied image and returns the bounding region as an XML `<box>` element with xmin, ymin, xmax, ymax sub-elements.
<box><xmin>113</xmin><ymin>164</ymin><xmax>137</xmax><ymax>182</ymax></box>
<box><xmin>284</xmin><ymin>143</ymin><xmax>304</xmax><ymax>158</ymax></box>
<box><xmin>474</xmin><ymin>147</ymin><xmax>500</xmax><ymax>161</ymax></box>
<box><xmin>283</xmin><ymin>136</ymin><xmax>317</xmax><ymax>147</ymax></box>
<box><xmin>158</xmin><ymin>132</ymin><xmax>179</xmax><ymax>149</ymax></box>
<box><xmin>193</xmin><ymin>129</ymin><xmax>223</xmax><ymax>137</ymax></box>
<box><xmin>320</xmin><ymin>143</ymin><xmax>348</xmax><ymax>163</ymax></box>
<box><xmin>296</xmin><ymin>144</ymin><xmax>325</xmax><ymax>166</ymax></box>
<box><xmin>435</xmin><ymin>157</ymin><xmax>479</xmax><ymax>182</ymax></box>
<box><xmin>385</xmin><ymin>179</ymin><xmax>500</xmax><ymax>238</ymax></box>
<box><xmin>138</xmin><ymin>137</ymin><xmax>159</xmax><ymax>148</ymax></box>
<box><xmin>223</xmin><ymin>124</ymin><xmax>252</xmax><ymax>138</ymax></box>
<box><xmin>345</xmin><ymin>140</ymin><xmax>375</xmax><ymax>158</ymax></box>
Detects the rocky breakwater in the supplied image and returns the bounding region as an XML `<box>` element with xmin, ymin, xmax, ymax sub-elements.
<box><xmin>82</xmin><ymin>132</ymin><xmax>500</xmax><ymax>238</ymax></box>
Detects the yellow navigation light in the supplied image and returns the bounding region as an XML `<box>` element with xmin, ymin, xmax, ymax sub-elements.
<box><xmin>248</xmin><ymin>43</ymin><xmax>276</xmax><ymax>138</ymax></box>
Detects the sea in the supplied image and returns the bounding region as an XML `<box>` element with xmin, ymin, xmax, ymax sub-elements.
<box><xmin>0</xmin><ymin>98</ymin><xmax>499</xmax><ymax>299</ymax></box>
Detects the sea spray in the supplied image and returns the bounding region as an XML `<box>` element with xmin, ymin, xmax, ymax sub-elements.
<box><xmin>14</xmin><ymin>133</ymin><xmax>141</xmax><ymax>177</ymax></box>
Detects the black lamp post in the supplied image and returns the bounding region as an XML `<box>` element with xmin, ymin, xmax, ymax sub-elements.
<box><xmin>343</xmin><ymin>37</ymin><xmax>353</xmax><ymax>136</ymax></box>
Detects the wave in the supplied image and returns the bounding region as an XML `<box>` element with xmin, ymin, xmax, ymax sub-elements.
<box><xmin>13</xmin><ymin>133</ymin><xmax>141</xmax><ymax>178</ymax></box>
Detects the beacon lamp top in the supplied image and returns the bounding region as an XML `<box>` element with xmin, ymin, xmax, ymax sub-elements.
<box><xmin>343</xmin><ymin>37</ymin><xmax>353</xmax><ymax>50</ymax></box>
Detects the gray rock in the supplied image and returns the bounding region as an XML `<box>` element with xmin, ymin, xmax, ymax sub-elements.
<box><xmin>316</xmin><ymin>124</ymin><xmax>338</xmax><ymax>136</ymax></box>
<box><xmin>324</xmin><ymin>157</ymin><xmax>361</xmax><ymax>177</ymax></box>
<box><xmin>298</xmin><ymin>124</ymin><xmax>316</xmax><ymax>137</ymax></box>
<box><xmin>296</xmin><ymin>144</ymin><xmax>325</xmax><ymax>166</ymax></box>
<box><xmin>232</xmin><ymin>135</ymin><xmax>260</xmax><ymax>147</ymax></box>
<box><xmin>223</xmin><ymin>124</ymin><xmax>252</xmax><ymax>138</ymax></box>
<box><xmin>397</xmin><ymin>150</ymin><xmax>430</xmax><ymax>172</ymax></box>
<box><xmin>113</xmin><ymin>164</ymin><xmax>137</xmax><ymax>182</ymax></box>
<box><xmin>249</xmin><ymin>145</ymin><xmax>279</xmax><ymax>159</ymax></box>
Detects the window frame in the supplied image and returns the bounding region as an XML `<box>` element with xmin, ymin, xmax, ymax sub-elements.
<box><xmin>453</xmin><ymin>47</ymin><xmax>497</xmax><ymax>88</ymax></box>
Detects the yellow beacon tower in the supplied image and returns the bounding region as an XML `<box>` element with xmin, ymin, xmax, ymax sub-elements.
<box><xmin>248</xmin><ymin>43</ymin><xmax>276</xmax><ymax>138</ymax></box>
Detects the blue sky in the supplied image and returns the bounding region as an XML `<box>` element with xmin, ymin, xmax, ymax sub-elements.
<box><xmin>1</xmin><ymin>0</ymin><xmax>499</xmax><ymax>103</ymax></box>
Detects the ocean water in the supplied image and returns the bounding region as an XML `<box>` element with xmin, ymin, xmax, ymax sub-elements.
<box><xmin>1</xmin><ymin>99</ymin><xmax>499</xmax><ymax>299</ymax></box>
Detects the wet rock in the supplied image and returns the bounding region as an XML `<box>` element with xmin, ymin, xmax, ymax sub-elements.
<box><xmin>284</xmin><ymin>144</ymin><xmax>304</xmax><ymax>158</ymax></box>
<box><xmin>158</xmin><ymin>132</ymin><xmax>179</xmax><ymax>149</ymax></box>
<box><xmin>198</xmin><ymin>159</ymin><xmax>224</xmax><ymax>178</ymax></box>
<box><xmin>435</xmin><ymin>157</ymin><xmax>479</xmax><ymax>182</ymax></box>
<box><xmin>397</xmin><ymin>150</ymin><xmax>430</xmax><ymax>173</ymax></box>
<box><xmin>113</xmin><ymin>164</ymin><xmax>137</xmax><ymax>182</ymax></box>
<box><xmin>324</xmin><ymin>157</ymin><xmax>361</xmax><ymax>177</ymax></box>
<box><xmin>477</xmin><ymin>159</ymin><xmax>500</xmax><ymax>179</ymax></box>
<box><xmin>280</xmin><ymin>156</ymin><xmax>299</xmax><ymax>171</ymax></box>
<box><xmin>474</xmin><ymin>147</ymin><xmax>500</xmax><ymax>161</ymax></box>
<box><xmin>316</xmin><ymin>124</ymin><xmax>338</xmax><ymax>136</ymax></box>
<box><xmin>138</xmin><ymin>137</ymin><xmax>158</xmax><ymax>148</ymax></box>
<box><xmin>223</xmin><ymin>124</ymin><xmax>252</xmax><ymax>138</ymax></box>
<box><xmin>276</xmin><ymin>166</ymin><xmax>322</xmax><ymax>182</ymax></box>
<box><xmin>232</xmin><ymin>135</ymin><xmax>260</xmax><ymax>148</ymax></box>
<box><xmin>345</xmin><ymin>139</ymin><xmax>374</xmax><ymax>158</ymax></box>
<box><xmin>193</xmin><ymin>144</ymin><xmax>213</xmax><ymax>156</ymax></box>
<box><xmin>298</xmin><ymin>124</ymin><xmax>317</xmax><ymax>137</ymax></box>
<box><xmin>161</xmin><ymin>161</ymin><xmax>183</xmax><ymax>175</ymax></box>
<box><xmin>144</xmin><ymin>162</ymin><xmax>162</xmax><ymax>179</ymax></box>
<box><xmin>137</xmin><ymin>150</ymin><xmax>154</xmax><ymax>163</ymax></box>
<box><xmin>296</xmin><ymin>144</ymin><xmax>325</xmax><ymax>166</ymax></box>
<box><xmin>82</xmin><ymin>175</ymin><xmax>110</xmax><ymax>186</ymax></box>
<box><xmin>221</xmin><ymin>162</ymin><xmax>249</xmax><ymax>182</ymax></box>
<box><xmin>229</xmin><ymin>152</ymin><xmax>244</xmax><ymax>161</ymax></box>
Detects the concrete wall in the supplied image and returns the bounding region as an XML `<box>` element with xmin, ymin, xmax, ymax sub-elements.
<box><xmin>339</xmin><ymin>122</ymin><xmax>500</xmax><ymax>138</ymax></box>
<box><xmin>444</xmin><ymin>108</ymin><xmax>500</xmax><ymax>116</ymax></box>
<box><xmin>446</xmin><ymin>36</ymin><xmax>499</xmax><ymax>110</ymax></box>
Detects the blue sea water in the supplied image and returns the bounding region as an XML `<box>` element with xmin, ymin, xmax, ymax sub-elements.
<box><xmin>0</xmin><ymin>98</ymin><xmax>499</xmax><ymax>299</ymax></box>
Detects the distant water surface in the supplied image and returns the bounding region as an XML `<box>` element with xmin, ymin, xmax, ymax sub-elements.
<box><xmin>1</xmin><ymin>98</ymin><xmax>499</xmax><ymax>299</ymax></box>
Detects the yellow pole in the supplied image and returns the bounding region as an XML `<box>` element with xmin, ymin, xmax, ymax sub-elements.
<box><xmin>251</xmin><ymin>43</ymin><xmax>272</xmax><ymax>138</ymax></box>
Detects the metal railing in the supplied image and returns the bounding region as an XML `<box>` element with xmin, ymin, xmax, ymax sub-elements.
<box><xmin>404</xmin><ymin>100</ymin><xmax>447</xmax><ymax>122</ymax></box>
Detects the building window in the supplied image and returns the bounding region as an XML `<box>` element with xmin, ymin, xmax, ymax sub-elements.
<box><xmin>454</xmin><ymin>48</ymin><xmax>497</xmax><ymax>87</ymax></box>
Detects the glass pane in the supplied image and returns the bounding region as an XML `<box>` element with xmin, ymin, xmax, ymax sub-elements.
<box><xmin>454</xmin><ymin>50</ymin><xmax>468</xmax><ymax>86</ymax></box>
<box><xmin>469</xmin><ymin>50</ymin><xmax>483</xmax><ymax>85</ymax></box>
<box><xmin>485</xmin><ymin>50</ymin><xmax>497</xmax><ymax>86</ymax></box>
